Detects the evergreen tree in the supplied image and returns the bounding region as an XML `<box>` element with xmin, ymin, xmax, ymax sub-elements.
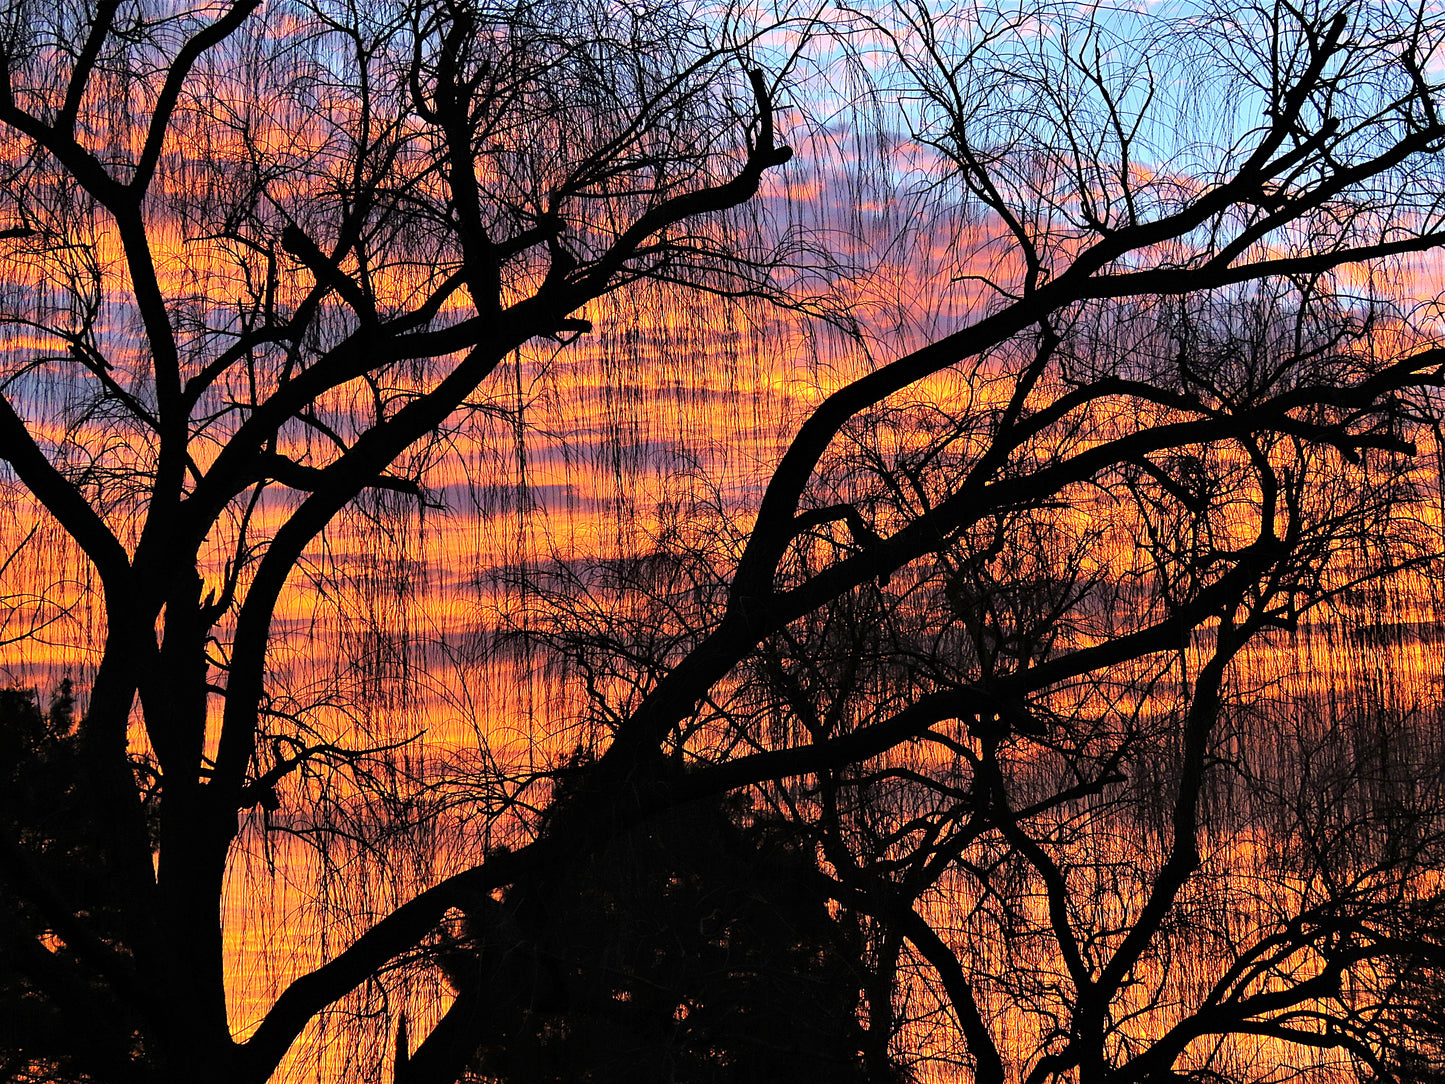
<box><xmin>436</xmin><ymin>792</ymin><xmax>878</xmax><ymax>1083</ymax></box>
<box><xmin>0</xmin><ymin>682</ymin><xmax>148</xmax><ymax>1083</ymax></box>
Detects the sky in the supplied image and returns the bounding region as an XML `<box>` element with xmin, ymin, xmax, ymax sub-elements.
<box><xmin>5</xmin><ymin>1</ymin><xmax>1445</xmax><ymax>1078</ymax></box>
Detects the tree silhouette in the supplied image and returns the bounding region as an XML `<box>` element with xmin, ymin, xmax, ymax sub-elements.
<box><xmin>0</xmin><ymin>1</ymin><xmax>797</xmax><ymax>1078</ymax></box>
<box><xmin>422</xmin><ymin>786</ymin><xmax>875</xmax><ymax>1084</ymax></box>
<box><xmin>0</xmin><ymin>680</ymin><xmax>154</xmax><ymax>1083</ymax></box>
<box><xmin>509</xmin><ymin>303</ymin><xmax>1445</xmax><ymax>1078</ymax></box>
<box><xmin>0</xmin><ymin>0</ymin><xmax>1444</xmax><ymax>1082</ymax></box>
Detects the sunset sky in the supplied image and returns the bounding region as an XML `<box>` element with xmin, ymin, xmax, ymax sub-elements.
<box><xmin>5</xmin><ymin>2</ymin><xmax>1445</xmax><ymax>1082</ymax></box>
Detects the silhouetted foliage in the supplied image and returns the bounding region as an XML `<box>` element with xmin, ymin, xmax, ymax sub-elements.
<box><xmin>0</xmin><ymin>681</ymin><xmax>147</xmax><ymax>1083</ymax></box>
<box><xmin>433</xmin><ymin>786</ymin><xmax>875</xmax><ymax>1083</ymax></box>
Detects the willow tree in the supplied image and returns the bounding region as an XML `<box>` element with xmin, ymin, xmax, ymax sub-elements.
<box><xmin>2</xmin><ymin>0</ymin><xmax>1445</xmax><ymax>1083</ymax></box>
<box><xmin>481</xmin><ymin>1</ymin><xmax>1445</xmax><ymax>1080</ymax></box>
<box><xmin>0</xmin><ymin>1</ymin><xmax>795</xmax><ymax>1080</ymax></box>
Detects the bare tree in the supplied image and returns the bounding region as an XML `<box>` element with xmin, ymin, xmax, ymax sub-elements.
<box><xmin>522</xmin><ymin>282</ymin><xmax>1445</xmax><ymax>1084</ymax></box>
<box><xmin>3</xmin><ymin>0</ymin><xmax>1445</xmax><ymax>1082</ymax></box>
<box><xmin>0</xmin><ymin>1</ymin><xmax>796</xmax><ymax>1080</ymax></box>
<box><xmin>491</xmin><ymin>2</ymin><xmax>1445</xmax><ymax>1080</ymax></box>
